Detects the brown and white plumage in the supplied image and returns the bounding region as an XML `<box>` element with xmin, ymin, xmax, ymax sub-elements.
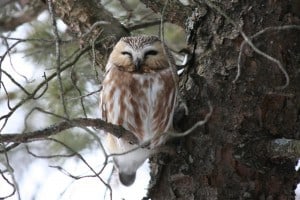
<box><xmin>99</xmin><ymin>35</ymin><xmax>177</xmax><ymax>186</ymax></box>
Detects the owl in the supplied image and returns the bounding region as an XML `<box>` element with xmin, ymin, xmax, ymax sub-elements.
<box><xmin>99</xmin><ymin>35</ymin><xmax>177</xmax><ymax>186</ymax></box>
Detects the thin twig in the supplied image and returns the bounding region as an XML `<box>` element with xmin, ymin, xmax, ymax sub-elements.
<box><xmin>1</xmin><ymin>81</ymin><xmax>13</xmax><ymax>110</ymax></box>
<box><xmin>1</xmin><ymin>69</ymin><xmax>31</xmax><ymax>95</ymax></box>
<box><xmin>170</xmin><ymin>101</ymin><xmax>213</xmax><ymax>137</ymax></box>
<box><xmin>2</xmin><ymin>38</ymin><xmax>32</xmax><ymax>83</ymax></box>
<box><xmin>47</xmin><ymin>0</ymin><xmax>69</xmax><ymax>118</ymax></box>
<box><xmin>66</xmin><ymin>88</ymin><xmax>102</xmax><ymax>101</ymax></box>
<box><xmin>0</xmin><ymin>170</ymin><xmax>16</xmax><ymax>199</ymax></box>
<box><xmin>70</xmin><ymin>67</ymin><xmax>87</xmax><ymax>117</ymax></box>
<box><xmin>26</xmin><ymin>144</ymin><xmax>76</xmax><ymax>159</ymax></box>
<box><xmin>0</xmin><ymin>144</ymin><xmax>21</xmax><ymax>200</ymax></box>
<box><xmin>32</xmin><ymin>72</ymin><xmax>48</xmax><ymax>99</ymax></box>
<box><xmin>0</xmin><ymin>40</ymin><xmax>22</xmax><ymax>90</ymax></box>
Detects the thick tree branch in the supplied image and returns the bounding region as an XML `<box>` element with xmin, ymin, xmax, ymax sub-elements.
<box><xmin>0</xmin><ymin>0</ymin><xmax>46</xmax><ymax>32</ymax></box>
<box><xmin>0</xmin><ymin>118</ymin><xmax>138</xmax><ymax>144</ymax></box>
<box><xmin>140</xmin><ymin>0</ymin><xmax>193</xmax><ymax>28</ymax></box>
<box><xmin>53</xmin><ymin>0</ymin><xmax>129</xmax><ymax>40</ymax></box>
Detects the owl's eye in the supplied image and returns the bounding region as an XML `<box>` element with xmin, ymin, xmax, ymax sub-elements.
<box><xmin>145</xmin><ymin>50</ymin><xmax>158</xmax><ymax>57</ymax></box>
<box><xmin>121</xmin><ymin>51</ymin><xmax>132</xmax><ymax>57</ymax></box>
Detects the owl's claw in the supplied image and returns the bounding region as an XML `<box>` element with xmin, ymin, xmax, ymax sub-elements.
<box><xmin>176</xmin><ymin>49</ymin><xmax>192</xmax><ymax>75</ymax></box>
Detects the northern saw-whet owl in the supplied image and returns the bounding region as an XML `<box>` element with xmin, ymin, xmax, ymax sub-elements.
<box><xmin>99</xmin><ymin>35</ymin><xmax>177</xmax><ymax>186</ymax></box>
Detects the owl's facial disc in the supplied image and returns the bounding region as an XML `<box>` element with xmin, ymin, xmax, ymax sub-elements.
<box><xmin>109</xmin><ymin>37</ymin><xmax>170</xmax><ymax>73</ymax></box>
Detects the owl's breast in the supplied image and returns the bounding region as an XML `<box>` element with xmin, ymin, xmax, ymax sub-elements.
<box><xmin>100</xmin><ymin>66</ymin><xmax>176</xmax><ymax>143</ymax></box>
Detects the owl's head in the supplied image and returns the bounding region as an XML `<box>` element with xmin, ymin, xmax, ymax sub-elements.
<box><xmin>107</xmin><ymin>35</ymin><xmax>173</xmax><ymax>73</ymax></box>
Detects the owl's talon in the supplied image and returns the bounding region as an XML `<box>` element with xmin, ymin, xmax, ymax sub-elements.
<box><xmin>175</xmin><ymin>49</ymin><xmax>192</xmax><ymax>74</ymax></box>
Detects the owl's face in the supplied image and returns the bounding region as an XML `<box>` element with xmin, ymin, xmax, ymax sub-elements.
<box><xmin>108</xmin><ymin>36</ymin><xmax>170</xmax><ymax>73</ymax></box>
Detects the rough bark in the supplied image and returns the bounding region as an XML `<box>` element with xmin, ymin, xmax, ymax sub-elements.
<box><xmin>52</xmin><ymin>0</ymin><xmax>129</xmax><ymax>39</ymax></box>
<box><xmin>146</xmin><ymin>1</ymin><xmax>300</xmax><ymax>199</ymax></box>
<box><xmin>140</xmin><ymin>0</ymin><xmax>193</xmax><ymax>27</ymax></box>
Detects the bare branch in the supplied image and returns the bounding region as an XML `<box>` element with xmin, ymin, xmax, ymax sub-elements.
<box><xmin>0</xmin><ymin>1</ymin><xmax>46</xmax><ymax>32</ymax></box>
<box><xmin>66</xmin><ymin>88</ymin><xmax>102</xmax><ymax>101</ymax></box>
<box><xmin>70</xmin><ymin>67</ymin><xmax>88</xmax><ymax>117</ymax></box>
<box><xmin>47</xmin><ymin>0</ymin><xmax>69</xmax><ymax>118</ymax></box>
<box><xmin>0</xmin><ymin>118</ymin><xmax>138</xmax><ymax>144</ymax></box>
<box><xmin>0</xmin><ymin>40</ymin><xmax>22</xmax><ymax>89</ymax></box>
<box><xmin>26</xmin><ymin>145</ymin><xmax>76</xmax><ymax>159</ymax></box>
<box><xmin>0</xmin><ymin>170</ymin><xmax>16</xmax><ymax>199</ymax></box>
<box><xmin>2</xmin><ymin>37</ymin><xmax>32</xmax><ymax>83</ymax></box>
<box><xmin>1</xmin><ymin>69</ymin><xmax>31</xmax><ymax>95</ymax></box>
<box><xmin>170</xmin><ymin>101</ymin><xmax>213</xmax><ymax>138</ymax></box>
<box><xmin>0</xmin><ymin>144</ymin><xmax>20</xmax><ymax>199</ymax></box>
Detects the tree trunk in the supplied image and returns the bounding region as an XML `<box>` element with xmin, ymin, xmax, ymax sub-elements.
<box><xmin>146</xmin><ymin>1</ymin><xmax>300</xmax><ymax>199</ymax></box>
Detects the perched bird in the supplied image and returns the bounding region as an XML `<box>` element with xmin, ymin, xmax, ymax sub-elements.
<box><xmin>99</xmin><ymin>35</ymin><xmax>177</xmax><ymax>186</ymax></box>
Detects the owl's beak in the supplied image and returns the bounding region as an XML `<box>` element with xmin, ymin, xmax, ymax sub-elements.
<box><xmin>134</xmin><ymin>58</ymin><xmax>142</xmax><ymax>72</ymax></box>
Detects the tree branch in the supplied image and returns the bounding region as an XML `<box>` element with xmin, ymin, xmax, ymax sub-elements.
<box><xmin>140</xmin><ymin>0</ymin><xmax>192</xmax><ymax>28</ymax></box>
<box><xmin>52</xmin><ymin>0</ymin><xmax>129</xmax><ymax>40</ymax></box>
<box><xmin>0</xmin><ymin>0</ymin><xmax>46</xmax><ymax>32</ymax></box>
<box><xmin>0</xmin><ymin>118</ymin><xmax>138</xmax><ymax>145</ymax></box>
<box><xmin>47</xmin><ymin>0</ymin><xmax>69</xmax><ymax>118</ymax></box>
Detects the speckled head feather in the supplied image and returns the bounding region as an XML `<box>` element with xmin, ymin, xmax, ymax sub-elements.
<box><xmin>120</xmin><ymin>35</ymin><xmax>160</xmax><ymax>50</ymax></box>
<box><xmin>107</xmin><ymin>35</ymin><xmax>175</xmax><ymax>72</ymax></box>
